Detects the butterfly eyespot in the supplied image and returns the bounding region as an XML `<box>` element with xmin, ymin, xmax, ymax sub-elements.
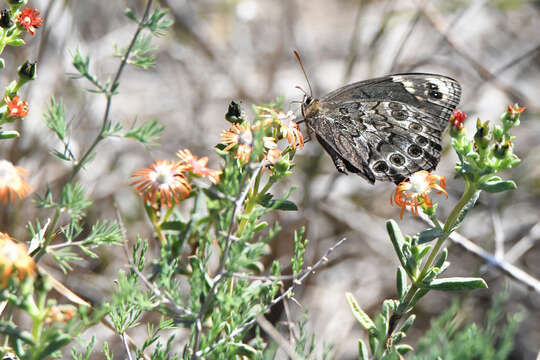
<box><xmin>429</xmin><ymin>90</ymin><xmax>443</xmax><ymax>99</ymax></box>
<box><xmin>427</xmin><ymin>82</ymin><xmax>438</xmax><ymax>90</ymax></box>
<box><xmin>388</xmin><ymin>102</ymin><xmax>403</xmax><ymax>110</ymax></box>
<box><xmin>415</xmin><ymin>135</ymin><xmax>429</xmax><ymax>146</ymax></box>
<box><xmin>407</xmin><ymin>144</ymin><xmax>423</xmax><ymax>157</ymax></box>
<box><xmin>373</xmin><ymin>160</ymin><xmax>389</xmax><ymax>173</ymax></box>
<box><xmin>391</xmin><ymin>110</ymin><xmax>407</xmax><ymax>120</ymax></box>
<box><xmin>339</xmin><ymin>107</ymin><xmax>349</xmax><ymax>115</ymax></box>
<box><xmin>409</xmin><ymin>123</ymin><xmax>422</xmax><ymax>132</ymax></box>
<box><xmin>389</xmin><ymin>154</ymin><xmax>406</xmax><ymax>166</ymax></box>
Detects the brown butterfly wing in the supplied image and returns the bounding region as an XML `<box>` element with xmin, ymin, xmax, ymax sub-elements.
<box><xmin>305</xmin><ymin>74</ymin><xmax>461</xmax><ymax>184</ymax></box>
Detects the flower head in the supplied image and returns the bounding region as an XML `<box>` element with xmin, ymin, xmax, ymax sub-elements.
<box><xmin>131</xmin><ymin>160</ymin><xmax>191</xmax><ymax>208</ymax></box>
<box><xmin>507</xmin><ymin>104</ymin><xmax>526</xmax><ymax>116</ymax></box>
<box><xmin>221</xmin><ymin>123</ymin><xmax>253</xmax><ymax>162</ymax></box>
<box><xmin>177</xmin><ymin>149</ymin><xmax>222</xmax><ymax>184</ymax></box>
<box><xmin>0</xmin><ymin>232</ymin><xmax>36</xmax><ymax>288</ymax></box>
<box><xmin>391</xmin><ymin>171</ymin><xmax>448</xmax><ymax>219</ymax></box>
<box><xmin>259</xmin><ymin>108</ymin><xmax>303</xmax><ymax>149</ymax></box>
<box><xmin>5</xmin><ymin>96</ymin><xmax>28</xmax><ymax>118</ymax></box>
<box><xmin>45</xmin><ymin>305</ymin><xmax>76</xmax><ymax>324</ymax></box>
<box><xmin>450</xmin><ymin>109</ymin><xmax>466</xmax><ymax>132</ymax></box>
<box><xmin>17</xmin><ymin>8</ymin><xmax>42</xmax><ymax>35</ymax></box>
<box><xmin>0</xmin><ymin>160</ymin><xmax>32</xmax><ymax>203</ymax></box>
<box><xmin>277</xmin><ymin>111</ymin><xmax>303</xmax><ymax>149</ymax></box>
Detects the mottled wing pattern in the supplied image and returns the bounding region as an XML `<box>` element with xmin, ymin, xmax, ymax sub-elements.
<box><xmin>306</xmin><ymin>74</ymin><xmax>461</xmax><ymax>184</ymax></box>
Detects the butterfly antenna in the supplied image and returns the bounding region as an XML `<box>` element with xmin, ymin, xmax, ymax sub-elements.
<box><xmin>293</xmin><ymin>50</ymin><xmax>313</xmax><ymax>98</ymax></box>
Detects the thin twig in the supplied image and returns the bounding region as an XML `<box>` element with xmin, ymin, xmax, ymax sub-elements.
<box><xmin>282</xmin><ymin>295</ymin><xmax>296</xmax><ymax>344</ymax></box>
<box><xmin>505</xmin><ymin>222</ymin><xmax>540</xmax><ymax>264</ymax></box>
<box><xmin>71</xmin><ymin>0</ymin><xmax>154</xmax><ymax>180</ymax></box>
<box><xmin>389</xmin><ymin>9</ymin><xmax>421</xmax><ymax>72</ymax></box>
<box><xmin>121</xmin><ymin>332</ymin><xmax>134</xmax><ymax>360</ymax></box>
<box><xmin>194</xmin><ymin>238</ymin><xmax>347</xmax><ymax>358</ymax></box>
<box><xmin>493</xmin><ymin>44</ymin><xmax>540</xmax><ymax>75</ymax></box>
<box><xmin>256</xmin><ymin>315</ymin><xmax>303</xmax><ymax>360</ymax></box>
<box><xmin>491</xmin><ymin>208</ymin><xmax>505</xmax><ymax>260</ymax></box>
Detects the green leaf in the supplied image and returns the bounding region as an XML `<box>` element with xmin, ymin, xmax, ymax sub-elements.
<box><xmin>124</xmin><ymin>119</ymin><xmax>164</xmax><ymax>145</ymax></box>
<box><xmin>124</xmin><ymin>7</ymin><xmax>137</xmax><ymax>22</ymax></box>
<box><xmin>0</xmin><ymin>130</ymin><xmax>19</xmax><ymax>139</ymax></box>
<box><xmin>7</xmin><ymin>38</ymin><xmax>24</xmax><ymax>46</ymax></box>
<box><xmin>37</xmin><ymin>333</ymin><xmax>71</xmax><ymax>359</ymax></box>
<box><xmin>424</xmin><ymin>277</ymin><xmax>488</xmax><ymax>291</ymax></box>
<box><xmin>409</xmin><ymin>288</ymin><xmax>429</xmax><ymax>308</ymax></box>
<box><xmin>434</xmin><ymin>248</ymin><xmax>448</xmax><ymax>269</ymax></box>
<box><xmin>161</xmin><ymin>221</ymin><xmax>186</xmax><ymax>231</ymax></box>
<box><xmin>346</xmin><ymin>292</ymin><xmax>375</xmax><ymax>331</ymax></box>
<box><xmin>478</xmin><ymin>178</ymin><xmax>517</xmax><ymax>193</ymax></box>
<box><xmin>387</xmin><ymin>220</ymin><xmax>407</xmax><ymax>270</ymax></box>
<box><xmin>0</xmin><ymin>322</ymin><xmax>34</xmax><ymax>345</ymax></box>
<box><xmin>399</xmin><ymin>314</ymin><xmax>416</xmax><ymax>332</ymax></box>
<box><xmin>358</xmin><ymin>340</ymin><xmax>369</xmax><ymax>360</ymax></box>
<box><xmin>417</xmin><ymin>228</ymin><xmax>445</xmax><ymax>244</ymax></box>
<box><xmin>395</xmin><ymin>344</ymin><xmax>414</xmax><ymax>355</ymax></box>
<box><xmin>396</xmin><ymin>267</ymin><xmax>407</xmax><ymax>300</ymax></box>
<box><xmin>257</xmin><ymin>193</ymin><xmax>298</xmax><ymax>211</ymax></box>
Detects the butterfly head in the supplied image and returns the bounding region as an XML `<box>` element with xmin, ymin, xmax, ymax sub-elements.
<box><xmin>301</xmin><ymin>94</ymin><xmax>321</xmax><ymax>120</ymax></box>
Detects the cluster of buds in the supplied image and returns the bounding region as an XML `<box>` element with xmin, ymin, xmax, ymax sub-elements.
<box><xmin>452</xmin><ymin>106</ymin><xmax>522</xmax><ymax>190</ymax></box>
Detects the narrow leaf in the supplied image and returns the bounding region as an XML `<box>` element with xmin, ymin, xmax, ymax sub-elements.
<box><xmin>0</xmin><ymin>130</ymin><xmax>19</xmax><ymax>139</ymax></box>
<box><xmin>425</xmin><ymin>277</ymin><xmax>488</xmax><ymax>291</ymax></box>
<box><xmin>346</xmin><ymin>292</ymin><xmax>375</xmax><ymax>331</ymax></box>
<box><xmin>395</xmin><ymin>344</ymin><xmax>414</xmax><ymax>355</ymax></box>
<box><xmin>478</xmin><ymin>179</ymin><xmax>517</xmax><ymax>193</ymax></box>
<box><xmin>399</xmin><ymin>314</ymin><xmax>416</xmax><ymax>333</ymax></box>
<box><xmin>417</xmin><ymin>228</ymin><xmax>445</xmax><ymax>244</ymax></box>
<box><xmin>434</xmin><ymin>248</ymin><xmax>448</xmax><ymax>269</ymax></box>
<box><xmin>387</xmin><ymin>220</ymin><xmax>407</xmax><ymax>269</ymax></box>
<box><xmin>358</xmin><ymin>340</ymin><xmax>369</xmax><ymax>360</ymax></box>
<box><xmin>161</xmin><ymin>221</ymin><xmax>186</xmax><ymax>231</ymax></box>
<box><xmin>396</xmin><ymin>267</ymin><xmax>407</xmax><ymax>300</ymax></box>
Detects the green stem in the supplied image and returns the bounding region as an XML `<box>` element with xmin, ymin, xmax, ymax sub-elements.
<box><xmin>388</xmin><ymin>181</ymin><xmax>479</xmax><ymax>336</ymax></box>
<box><xmin>237</xmin><ymin>170</ymin><xmax>263</xmax><ymax>234</ymax></box>
<box><xmin>30</xmin><ymin>208</ymin><xmax>61</xmax><ymax>262</ymax></box>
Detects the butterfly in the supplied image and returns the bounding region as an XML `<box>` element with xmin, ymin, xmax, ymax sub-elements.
<box><xmin>300</xmin><ymin>73</ymin><xmax>461</xmax><ymax>185</ymax></box>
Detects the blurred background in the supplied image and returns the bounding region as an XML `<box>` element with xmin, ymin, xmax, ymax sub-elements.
<box><xmin>1</xmin><ymin>0</ymin><xmax>540</xmax><ymax>358</ymax></box>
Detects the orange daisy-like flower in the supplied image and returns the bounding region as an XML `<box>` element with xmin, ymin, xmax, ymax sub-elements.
<box><xmin>5</xmin><ymin>96</ymin><xmax>29</xmax><ymax>118</ymax></box>
<box><xmin>0</xmin><ymin>232</ymin><xmax>36</xmax><ymax>288</ymax></box>
<box><xmin>17</xmin><ymin>8</ymin><xmax>42</xmax><ymax>36</ymax></box>
<box><xmin>391</xmin><ymin>171</ymin><xmax>448</xmax><ymax>219</ymax></box>
<box><xmin>0</xmin><ymin>160</ymin><xmax>32</xmax><ymax>204</ymax></box>
<box><xmin>131</xmin><ymin>160</ymin><xmax>191</xmax><ymax>208</ymax></box>
<box><xmin>259</xmin><ymin>108</ymin><xmax>304</xmax><ymax>149</ymax></box>
<box><xmin>177</xmin><ymin>149</ymin><xmax>222</xmax><ymax>184</ymax></box>
<box><xmin>221</xmin><ymin>123</ymin><xmax>253</xmax><ymax>162</ymax></box>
